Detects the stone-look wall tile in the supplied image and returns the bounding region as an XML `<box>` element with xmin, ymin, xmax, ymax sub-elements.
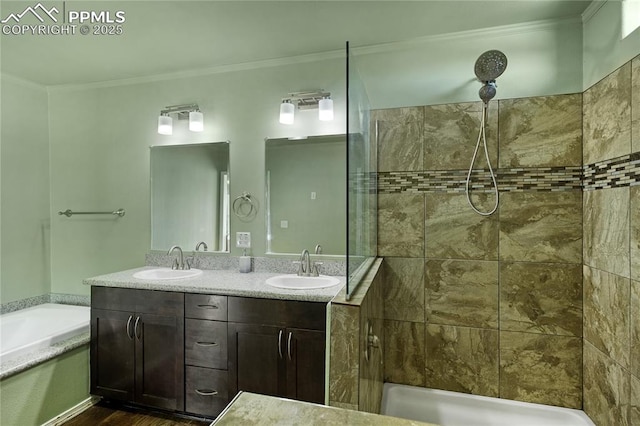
<box><xmin>583</xmin><ymin>62</ymin><xmax>632</xmax><ymax>164</ymax></box>
<box><xmin>583</xmin><ymin>266</ymin><xmax>631</xmax><ymax>369</ymax></box>
<box><xmin>499</xmin><ymin>191</ymin><xmax>582</xmax><ymax>263</ymax></box>
<box><xmin>631</xmin><ymin>280</ymin><xmax>640</xmax><ymax>378</ymax></box>
<box><xmin>425</xmin><ymin>193</ymin><xmax>498</xmax><ymax>260</ymax></box>
<box><xmin>584</xmin><ymin>342</ymin><xmax>630</xmax><ymax>426</ymax></box>
<box><xmin>329</xmin><ymin>304</ymin><xmax>360</xmax><ymax>405</ymax></box>
<box><xmin>631</xmin><ymin>186</ymin><xmax>640</xmax><ymax>281</ymax></box>
<box><xmin>378</xmin><ymin>193</ymin><xmax>424</xmax><ymax>258</ymax></box>
<box><xmin>383</xmin><ymin>258</ymin><xmax>425</xmax><ymax>322</ymax></box>
<box><xmin>384</xmin><ymin>320</ymin><xmax>425</xmax><ymax>387</ymax></box>
<box><xmin>373</xmin><ymin>107</ymin><xmax>424</xmax><ymax>172</ymax></box>
<box><xmin>360</xmin><ymin>316</ymin><xmax>384</xmax><ymax>414</ymax></box>
<box><xmin>500</xmin><ymin>262</ymin><xmax>582</xmax><ymax>336</ymax></box>
<box><xmin>631</xmin><ymin>56</ymin><xmax>639</xmax><ymax>153</ymax></box>
<box><xmin>584</xmin><ymin>187</ymin><xmax>630</xmax><ymax>278</ymax></box>
<box><xmin>424</xmin><ymin>102</ymin><xmax>497</xmax><ymax>170</ymax></box>
<box><xmin>500</xmin><ymin>331</ymin><xmax>582</xmax><ymax>408</ymax></box>
<box><xmin>425</xmin><ymin>325</ymin><xmax>499</xmax><ymax>397</ymax></box>
<box><xmin>630</xmin><ymin>375</ymin><xmax>640</xmax><ymax>426</ymax></box>
<box><xmin>499</xmin><ymin>94</ymin><xmax>582</xmax><ymax>168</ymax></box>
<box><xmin>425</xmin><ymin>259</ymin><xmax>498</xmax><ymax>329</ymax></box>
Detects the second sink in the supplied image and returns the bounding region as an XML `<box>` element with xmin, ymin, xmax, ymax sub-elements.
<box><xmin>265</xmin><ymin>274</ymin><xmax>341</xmax><ymax>290</ymax></box>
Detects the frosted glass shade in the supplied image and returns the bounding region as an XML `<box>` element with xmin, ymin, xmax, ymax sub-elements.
<box><xmin>318</xmin><ymin>97</ymin><xmax>333</xmax><ymax>121</ymax></box>
<box><xmin>189</xmin><ymin>111</ymin><xmax>204</xmax><ymax>132</ymax></box>
<box><xmin>279</xmin><ymin>101</ymin><xmax>295</xmax><ymax>125</ymax></box>
<box><xmin>158</xmin><ymin>115</ymin><xmax>172</xmax><ymax>135</ymax></box>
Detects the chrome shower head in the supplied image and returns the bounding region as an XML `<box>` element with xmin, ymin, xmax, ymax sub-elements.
<box><xmin>474</xmin><ymin>50</ymin><xmax>507</xmax><ymax>82</ymax></box>
<box><xmin>474</xmin><ymin>50</ymin><xmax>507</xmax><ymax>104</ymax></box>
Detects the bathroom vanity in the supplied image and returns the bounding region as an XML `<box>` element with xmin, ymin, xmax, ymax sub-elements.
<box><xmin>85</xmin><ymin>267</ymin><xmax>343</xmax><ymax>419</ymax></box>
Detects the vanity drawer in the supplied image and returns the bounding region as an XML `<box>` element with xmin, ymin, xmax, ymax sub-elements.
<box><xmin>228</xmin><ymin>297</ymin><xmax>326</xmax><ymax>330</ymax></box>
<box><xmin>185</xmin><ymin>366</ymin><xmax>228</xmax><ymax>417</ymax></box>
<box><xmin>91</xmin><ymin>287</ymin><xmax>183</xmax><ymax>316</ymax></box>
<box><xmin>185</xmin><ymin>319</ymin><xmax>228</xmax><ymax>369</ymax></box>
<box><xmin>185</xmin><ymin>294</ymin><xmax>228</xmax><ymax>321</ymax></box>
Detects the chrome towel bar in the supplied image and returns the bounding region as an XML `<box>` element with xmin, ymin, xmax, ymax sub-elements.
<box><xmin>58</xmin><ymin>208</ymin><xmax>125</xmax><ymax>217</ymax></box>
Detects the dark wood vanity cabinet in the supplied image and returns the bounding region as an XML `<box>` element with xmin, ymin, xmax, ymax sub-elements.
<box><xmin>90</xmin><ymin>287</ymin><xmax>327</xmax><ymax>417</ymax></box>
<box><xmin>90</xmin><ymin>287</ymin><xmax>185</xmax><ymax>412</ymax></box>
<box><xmin>227</xmin><ymin>297</ymin><xmax>326</xmax><ymax>404</ymax></box>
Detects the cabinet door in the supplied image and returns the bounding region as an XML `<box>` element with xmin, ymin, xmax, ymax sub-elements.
<box><xmin>135</xmin><ymin>313</ymin><xmax>185</xmax><ymax>411</ymax></box>
<box><xmin>285</xmin><ymin>328</ymin><xmax>326</xmax><ymax>404</ymax></box>
<box><xmin>228</xmin><ymin>323</ymin><xmax>285</xmax><ymax>399</ymax></box>
<box><xmin>90</xmin><ymin>308</ymin><xmax>135</xmax><ymax>401</ymax></box>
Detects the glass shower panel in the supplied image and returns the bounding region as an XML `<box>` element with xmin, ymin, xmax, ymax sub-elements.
<box><xmin>346</xmin><ymin>41</ymin><xmax>377</xmax><ymax>298</ymax></box>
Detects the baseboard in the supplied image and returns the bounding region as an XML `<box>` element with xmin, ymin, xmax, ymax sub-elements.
<box><xmin>41</xmin><ymin>396</ymin><xmax>99</xmax><ymax>426</ymax></box>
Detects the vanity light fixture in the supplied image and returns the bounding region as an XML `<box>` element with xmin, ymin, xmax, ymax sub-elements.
<box><xmin>318</xmin><ymin>96</ymin><xmax>333</xmax><ymax>121</ymax></box>
<box><xmin>279</xmin><ymin>90</ymin><xmax>332</xmax><ymax>125</ymax></box>
<box><xmin>157</xmin><ymin>103</ymin><xmax>203</xmax><ymax>135</ymax></box>
<box><xmin>279</xmin><ymin>100</ymin><xmax>295</xmax><ymax>125</ymax></box>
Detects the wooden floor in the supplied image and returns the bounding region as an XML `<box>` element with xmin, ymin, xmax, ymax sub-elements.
<box><xmin>62</xmin><ymin>402</ymin><xmax>211</xmax><ymax>426</ymax></box>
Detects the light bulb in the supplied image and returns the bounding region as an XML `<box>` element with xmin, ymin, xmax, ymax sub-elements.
<box><xmin>189</xmin><ymin>110</ymin><xmax>204</xmax><ymax>132</ymax></box>
<box><xmin>158</xmin><ymin>115</ymin><xmax>172</xmax><ymax>135</ymax></box>
<box><xmin>279</xmin><ymin>101</ymin><xmax>295</xmax><ymax>125</ymax></box>
<box><xmin>318</xmin><ymin>97</ymin><xmax>333</xmax><ymax>121</ymax></box>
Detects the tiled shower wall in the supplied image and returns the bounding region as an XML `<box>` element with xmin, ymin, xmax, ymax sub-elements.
<box><xmin>374</xmin><ymin>94</ymin><xmax>585</xmax><ymax>407</ymax></box>
<box><xmin>582</xmin><ymin>57</ymin><xmax>640</xmax><ymax>426</ymax></box>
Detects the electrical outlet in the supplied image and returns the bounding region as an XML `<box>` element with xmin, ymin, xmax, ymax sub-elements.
<box><xmin>236</xmin><ymin>232</ymin><xmax>251</xmax><ymax>248</ymax></box>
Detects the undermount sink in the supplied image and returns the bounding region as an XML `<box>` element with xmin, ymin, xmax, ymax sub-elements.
<box><xmin>133</xmin><ymin>268</ymin><xmax>203</xmax><ymax>280</ymax></box>
<box><xmin>265</xmin><ymin>274</ymin><xmax>341</xmax><ymax>290</ymax></box>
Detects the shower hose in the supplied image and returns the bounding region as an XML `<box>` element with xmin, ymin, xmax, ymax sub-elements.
<box><xmin>465</xmin><ymin>103</ymin><xmax>499</xmax><ymax>216</ymax></box>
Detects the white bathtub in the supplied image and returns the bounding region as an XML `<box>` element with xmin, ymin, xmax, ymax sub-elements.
<box><xmin>0</xmin><ymin>303</ymin><xmax>90</xmax><ymax>364</ymax></box>
<box><xmin>381</xmin><ymin>383</ymin><xmax>595</xmax><ymax>426</ymax></box>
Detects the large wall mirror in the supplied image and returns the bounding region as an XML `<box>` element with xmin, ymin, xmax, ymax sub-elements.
<box><xmin>265</xmin><ymin>135</ymin><xmax>346</xmax><ymax>256</ymax></box>
<box><xmin>151</xmin><ymin>142</ymin><xmax>230</xmax><ymax>252</ymax></box>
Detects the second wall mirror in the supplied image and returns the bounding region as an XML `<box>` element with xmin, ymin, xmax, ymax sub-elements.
<box><xmin>265</xmin><ymin>134</ymin><xmax>346</xmax><ymax>256</ymax></box>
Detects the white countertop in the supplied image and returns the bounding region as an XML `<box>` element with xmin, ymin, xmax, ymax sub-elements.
<box><xmin>83</xmin><ymin>267</ymin><xmax>345</xmax><ymax>303</ymax></box>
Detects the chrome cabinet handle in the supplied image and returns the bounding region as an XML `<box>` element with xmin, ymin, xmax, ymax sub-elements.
<box><xmin>197</xmin><ymin>304</ymin><xmax>218</xmax><ymax>310</ymax></box>
<box><xmin>278</xmin><ymin>329</ymin><xmax>283</xmax><ymax>359</ymax></box>
<box><xmin>195</xmin><ymin>389</ymin><xmax>218</xmax><ymax>396</ymax></box>
<box><xmin>287</xmin><ymin>331</ymin><xmax>293</xmax><ymax>361</ymax></box>
<box><xmin>125</xmin><ymin>315</ymin><xmax>134</xmax><ymax>339</ymax></box>
<box><xmin>134</xmin><ymin>316</ymin><xmax>141</xmax><ymax>340</ymax></box>
<box><xmin>195</xmin><ymin>341</ymin><xmax>218</xmax><ymax>347</ymax></box>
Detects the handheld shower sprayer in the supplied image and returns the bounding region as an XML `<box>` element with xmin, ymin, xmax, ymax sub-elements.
<box><xmin>466</xmin><ymin>50</ymin><xmax>508</xmax><ymax>216</ymax></box>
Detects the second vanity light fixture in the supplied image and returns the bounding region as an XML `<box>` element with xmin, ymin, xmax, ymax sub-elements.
<box><xmin>279</xmin><ymin>90</ymin><xmax>333</xmax><ymax>125</ymax></box>
<box><xmin>158</xmin><ymin>103</ymin><xmax>204</xmax><ymax>135</ymax></box>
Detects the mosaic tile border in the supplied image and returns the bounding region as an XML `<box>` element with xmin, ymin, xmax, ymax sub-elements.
<box><xmin>375</xmin><ymin>166</ymin><xmax>583</xmax><ymax>194</ymax></box>
<box><xmin>583</xmin><ymin>152</ymin><xmax>640</xmax><ymax>191</ymax></box>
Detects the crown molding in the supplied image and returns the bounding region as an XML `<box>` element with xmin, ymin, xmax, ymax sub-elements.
<box><xmin>1</xmin><ymin>72</ymin><xmax>47</xmax><ymax>91</ymax></box>
<box><xmin>354</xmin><ymin>16</ymin><xmax>582</xmax><ymax>56</ymax></box>
<box><xmin>582</xmin><ymin>0</ymin><xmax>608</xmax><ymax>24</ymax></box>
<box><xmin>47</xmin><ymin>49</ymin><xmax>345</xmax><ymax>92</ymax></box>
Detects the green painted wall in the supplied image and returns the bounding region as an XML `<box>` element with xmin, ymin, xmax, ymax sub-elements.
<box><xmin>583</xmin><ymin>0</ymin><xmax>640</xmax><ymax>89</ymax></box>
<box><xmin>357</xmin><ymin>18</ymin><xmax>583</xmax><ymax>109</ymax></box>
<box><xmin>0</xmin><ymin>346</ymin><xmax>89</xmax><ymax>426</ymax></box>
<box><xmin>0</xmin><ymin>76</ymin><xmax>50</xmax><ymax>304</ymax></box>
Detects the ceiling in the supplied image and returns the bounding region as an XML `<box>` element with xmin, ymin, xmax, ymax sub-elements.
<box><xmin>0</xmin><ymin>1</ymin><xmax>592</xmax><ymax>86</ymax></box>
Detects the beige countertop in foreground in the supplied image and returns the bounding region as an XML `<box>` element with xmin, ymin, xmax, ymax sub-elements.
<box><xmin>83</xmin><ymin>267</ymin><xmax>345</xmax><ymax>303</ymax></box>
<box><xmin>211</xmin><ymin>392</ymin><xmax>437</xmax><ymax>426</ymax></box>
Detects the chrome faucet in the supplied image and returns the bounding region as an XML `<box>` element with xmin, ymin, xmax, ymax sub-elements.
<box><xmin>195</xmin><ymin>241</ymin><xmax>208</xmax><ymax>252</ymax></box>
<box><xmin>168</xmin><ymin>245</ymin><xmax>187</xmax><ymax>270</ymax></box>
